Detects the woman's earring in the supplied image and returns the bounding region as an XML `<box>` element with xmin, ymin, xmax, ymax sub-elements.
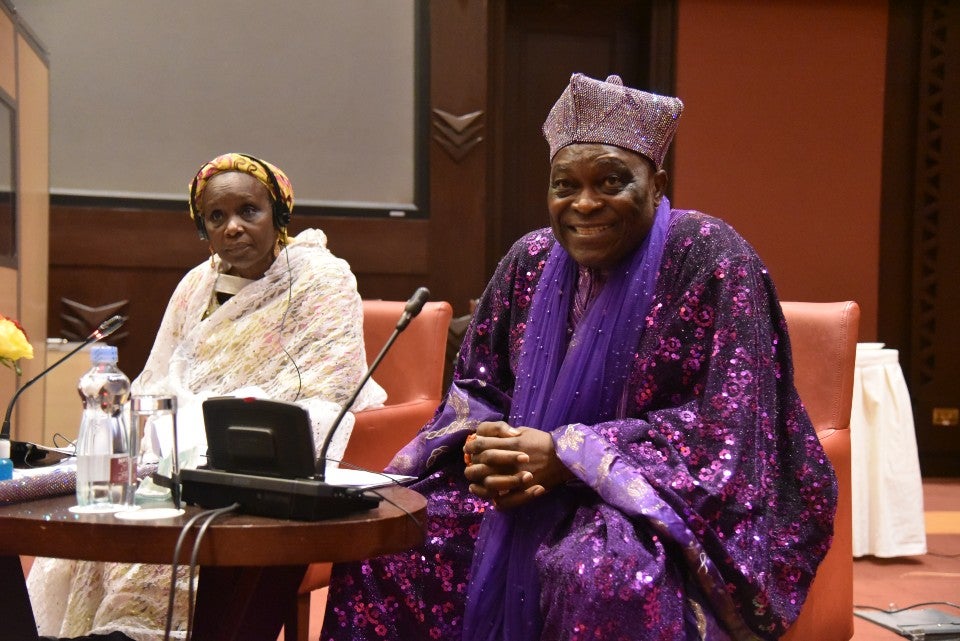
<box><xmin>273</xmin><ymin>230</ymin><xmax>288</xmax><ymax>258</ymax></box>
<box><xmin>209</xmin><ymin>245</ymin><xmax>216</xmax><ymax>269</ymax></box>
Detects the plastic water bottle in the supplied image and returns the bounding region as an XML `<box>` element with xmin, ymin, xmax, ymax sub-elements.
<box><xmin>0</xmin><ymin>439</ymin><xmax>13</xmax><ymax>481</ymax></box>
<box><xmin>75</xmin><ymin>344</ymin><xmax>133</xmax><ymax>512</ymax></box>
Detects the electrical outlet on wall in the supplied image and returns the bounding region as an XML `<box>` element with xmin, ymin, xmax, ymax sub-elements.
<box><xmin>932</xmin><ymin>407</ymin><xmax>959</xmax><ymax>427</ymax></box>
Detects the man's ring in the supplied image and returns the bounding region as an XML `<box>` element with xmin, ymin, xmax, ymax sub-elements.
<box><xmin>464</xmin><ymin>433</ymin><xmax>477</xmax><ymax>465</ymax></box>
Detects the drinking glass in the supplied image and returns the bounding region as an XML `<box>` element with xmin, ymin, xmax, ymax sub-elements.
<box><xmin>130</xmin><ymin>395</ymin><xmax>180</xmax><ymax>509</ymax></box>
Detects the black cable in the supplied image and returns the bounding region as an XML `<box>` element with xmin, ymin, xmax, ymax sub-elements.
<box><xmin>324</xmin><ymin>456</ymin><xmax>403</xmax><ymax>487</ymax></box>
<box><xmin>367</xmin><ymin>486</ymin><xmax>425</xmax><ymax>530</ymax></box>
<box><xmin>186</xmin><ymin>504</ymin><xmax>241</xmax><ymax>641</ymax></box>
<box><xmin>165</xmin><ymin>509</ymin><xmax>218</xmax><ymax>641</ymax></box>
<box><xmin>277</xmin><ymin>245</ymin><xmax>303</xmax><ymax>402</ymax></box>
<box><xmin>163</xmin><ymin>504</ymin><xmax>240</xmax><ymax>641</ymax></box>
<box><xmin>854</xmin><ymin>600</ymin><xmax>960</xmax><ymax>613</ymax></box>
<box><xmin>327</xmin><ymin>458</ymin><xmax>424</xmax><ymax>530</ymax></box>
<box><xmin>326</xmin><ymin>457</ymin><xmax>411</xmax><ymax>487</ymax></box>
<box><xmin>21</xmin><ymin>443</ymin><xmax>41</xmax><ymax>468</ymax></box>
<box><xmin>18</xmin><ymin>432</ymin><xmax>77</xmax><ymax>468</ymax></box>
<box><xmin>52</xmin><ymin>432</ymin><xmax>75</xmax><ymax>449</ymax></box>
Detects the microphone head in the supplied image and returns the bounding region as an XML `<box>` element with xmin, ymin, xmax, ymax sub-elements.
<box><xmin>93</xmin><ymin>315</ymin><xmax>126</xmax><ymax>340</ymax></box>
<box><xmin>404</xmin><ymin>287</ymin><xmax>431</xmax><ymax>317</ymax></box>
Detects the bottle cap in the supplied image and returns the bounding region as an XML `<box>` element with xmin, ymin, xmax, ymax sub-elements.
<box><xmin>90</xmin><ymin>344</ymin><xmax>119</xmax><ymax>364</ymax></box>
<box><xmin>0</xmin><ymin>439</ymin><xmax>10</xmax><ymax>459</ymax></box>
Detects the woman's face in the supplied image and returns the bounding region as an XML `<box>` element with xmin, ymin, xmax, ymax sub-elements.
<box><xmin>547</xmin><ymin>144</ymin><xmax>666</xmax><ymax>269</ymax></box>
<box><xmin>200</xmin><ymin>171</ymin><xmax>278</xmax><ymax>279</ymax></box>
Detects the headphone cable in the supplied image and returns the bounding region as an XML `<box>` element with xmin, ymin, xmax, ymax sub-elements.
<box><xmin>277</xmin><ymin>244</ymin><xmax>303</xmax><ymax>401</ymax></box>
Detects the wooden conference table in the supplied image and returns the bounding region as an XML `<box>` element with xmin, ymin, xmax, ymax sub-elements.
<box><xmin>0</xmin><ymin>487</ymin><xmax>426</xmax><ymax>640</ymax></box>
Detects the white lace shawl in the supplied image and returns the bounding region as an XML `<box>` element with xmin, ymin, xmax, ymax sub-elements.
<box><xmin>131</xmin><ymin>227</ymin><xmax>385</xmax><ymax>465</ymax></box>
<box><xmin>28</xmin><ymin>228</ymin><xmax>386</xmax><ymax>640</ymax></box>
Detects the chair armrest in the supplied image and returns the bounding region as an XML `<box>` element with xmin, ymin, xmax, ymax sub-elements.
<box><xmin>783</xmin><ymin>418</ymin><xmax>853</xmax><ymax>640</ymax></box>
<box><xmin>297</xmin><ymin>400</ymin><xmax>440</xmax><ymax>597</ymax></box>
<box><xmin>341</xmin><ymin>400</ymin><xmax>440</xmax><ymax>472</ymax></box>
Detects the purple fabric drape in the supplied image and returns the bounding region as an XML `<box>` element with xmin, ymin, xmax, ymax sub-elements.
<box><xmin>321</xmin><ymin>208</ymin><xmax>837</xmax><ymax>641</ymax></box>
<box><xmin>462</xmin><ymin>198</ymin><xmax>676</xmax><ymax>641</ymax></box>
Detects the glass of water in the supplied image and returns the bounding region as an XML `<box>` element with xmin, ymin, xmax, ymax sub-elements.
<box><xmin>129</xmin><ymin>395</ymin><xmax>180</xmax><ymax>509</ymax></box>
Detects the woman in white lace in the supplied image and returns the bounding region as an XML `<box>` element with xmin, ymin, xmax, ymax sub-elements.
<box><xmin>28</xmin><ymin>153</ymin><xmax>385</xmax><ymax>641</ymax></box>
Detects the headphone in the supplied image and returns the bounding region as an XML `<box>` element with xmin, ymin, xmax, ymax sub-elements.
<box><xmin>189</xmin><ymin>153</ymin><xmax>291</xmax><ymax>240</ymax></box>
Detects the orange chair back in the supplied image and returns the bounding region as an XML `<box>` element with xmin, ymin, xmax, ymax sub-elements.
<box><xmin>340</xmin><ymin>300</ymin><xmax>453</xmax><ymax>472</ymax></box>
<box><xmin>780</xmin><ymin>301</ymin><xmax>860</xmax><ymax>641</ymax></box>
<box><xmin>296</xmin><ymin>301</ymin><xmax>858</xmax><ymax>641</ymax></box>
<box><xmin>781</xmin><ymin>301</ymin><xmax>860</xmax><ymax>434</ymax></box>
<box><xmin>358</xmin><ymin>299</ymin><xmax>452</xmax><ymax>405</ymax></box>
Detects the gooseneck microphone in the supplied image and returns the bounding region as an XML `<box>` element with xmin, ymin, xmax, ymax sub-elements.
<box><xmin>1</xmin><ymin>315</ymin><xmax>126</xmax><ymax>443</ymax></box>
<box><xmin>315</xmin><ymin>287</ymin><xmax>430</xmax><ymax>482</ymax></box>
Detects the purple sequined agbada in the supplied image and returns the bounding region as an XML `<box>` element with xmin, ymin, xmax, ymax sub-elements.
<box><xmin>322</xmin><ymin>209</ymin><xmax>837</xmax><ymax>641</ymax></box>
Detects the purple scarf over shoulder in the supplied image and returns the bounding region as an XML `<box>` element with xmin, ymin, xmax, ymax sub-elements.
<box><xmin>462</xmin><ymin>198</ymin><xmax>675</xmax><ymax>641</ymax></box>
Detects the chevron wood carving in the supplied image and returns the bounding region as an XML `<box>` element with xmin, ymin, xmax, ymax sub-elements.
<box><xmin>60</xmin><ymin>298</ymin><xmax>129</xmax><ymax>344</ymax></box>
<box><xmin>432</xmin><ymin>108</ymin><xmax>484</xmax><ymax>161</ymax></box>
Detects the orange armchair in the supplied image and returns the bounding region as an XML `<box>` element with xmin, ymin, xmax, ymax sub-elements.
<box><xmin>286</xmin><ymin>299</ymin><xmax>453</xmax><ymax>641</ymax></box>
<box><xmin>340</xmin><ymin>299</ymin><xmax>453</xmax><ymax>471</ymax></box>
<box><xmin>781</xmin><ymin>301</ymin><xmax>860</xmax><ymax>641</ymax></box>
<box><xmin>287</xmin><ymin>300</ymin><xmax>856</xmax><ymax>641</ymax></box>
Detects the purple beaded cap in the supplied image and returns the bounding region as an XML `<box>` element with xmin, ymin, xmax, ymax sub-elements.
<box><xmin>542</xmin><ymin>73</ymin><xmax>684</xmax><ymax>168</ymax></box>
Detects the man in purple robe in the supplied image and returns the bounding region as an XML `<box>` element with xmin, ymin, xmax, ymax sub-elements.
<box><xmin>321</xmin><ymin>73</ymin><xmax>837</xmax><ymax>641</ymax></box>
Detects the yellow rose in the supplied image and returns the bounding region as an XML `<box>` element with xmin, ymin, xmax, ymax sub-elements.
<box><xmin>0</xmin><ymin>316</ymin><xmax>34</xmax><ymax>374</ymax></box>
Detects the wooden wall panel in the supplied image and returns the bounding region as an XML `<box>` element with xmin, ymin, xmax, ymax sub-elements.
<box><xmin>879</xmin><ymin>2</ymin><xmax>922</xmax><ymax>359</ymax></box>
<box><xmin>0</xmin><ymin>267</ymin><xmax>14</xmax><ymax>411</ymax></box>
<box><xmin>906</xmin><ymin>0</ymin><xmax>960</xmax><ymax>476</ymax></box>
<box><xmin>426</xmin><ymin>0</ymin><xmax>492</xmax><ymax>316</ymax></box>
<box><xmin>13</xmin><ymin>34</ymin><xmax>49</xmax><ymax>444</ymax></box>
<box><xmin>491</xmin><ymin>0</ymin><xmax>658</xmax><ymax>265</ymax></box>
<box><xmin>8</xmin><ymin>28</ymin><xmax>48</xmax><ymax>445</ymax></box>
<box><xmin>0</xmin><ymin>8</ymin><xmax>14</xmax><ymax>97</ymax></box>
<box><xmin>0</xmin><ymin>4</ymin><xmax>15</xmax><ymax>421</ymax></box>
<box><xmin>673</xmin><ymin>0</ymin><xmax>887</xmax><ymax>340</ymax></box>
<box><xmin>48</xmin><ymin>206</ymin><xmax>429</xmax><ymax>379</ymax></box>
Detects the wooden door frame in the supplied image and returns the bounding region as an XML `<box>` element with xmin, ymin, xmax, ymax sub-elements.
<box><xmin>427</xmin><ymin>0</ymin><xmax>678</xmax><ymax>313</ymax></box>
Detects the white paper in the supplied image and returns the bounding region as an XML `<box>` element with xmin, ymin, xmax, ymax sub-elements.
<box><xmin>323</xmin><ymin>467</ymin><xmax>416</xmax><ymax>489</ymax></box>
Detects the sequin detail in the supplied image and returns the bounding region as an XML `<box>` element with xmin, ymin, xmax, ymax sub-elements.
<box><xmin>322</xmin><ymin>210</ymin><xmax>836</xmax><ymax>641</ymax></box>
<box><xmin>542</xmin><ymin>73</ymin><xmax>683</xmax><ymax>167</ymax></box>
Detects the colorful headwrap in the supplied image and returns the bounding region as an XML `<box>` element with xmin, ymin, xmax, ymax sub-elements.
<box><xmin>188</xmin><ymin>152</ymin><xmax>295</xmax><ymax>237</ymax></box>
<box><xmin>542</xmin><ymin>73</ymin><xmax>684</xmax><ymax>168</ymax></box>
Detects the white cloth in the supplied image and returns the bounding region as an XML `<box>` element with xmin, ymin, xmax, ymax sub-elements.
<box><xmin>132</xmin><ymin>227</ymin><xmax>385</xmax><ymax>465</ymax></box>
<box><xmin>27</xmin><ymin>229</ymin><xmax>386</xmax><ymax>640</ymax></box>
<box><xmin>850</xmin><ymin>345</ymin><xmax>927</xmax><ymax>558</ymax></box>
